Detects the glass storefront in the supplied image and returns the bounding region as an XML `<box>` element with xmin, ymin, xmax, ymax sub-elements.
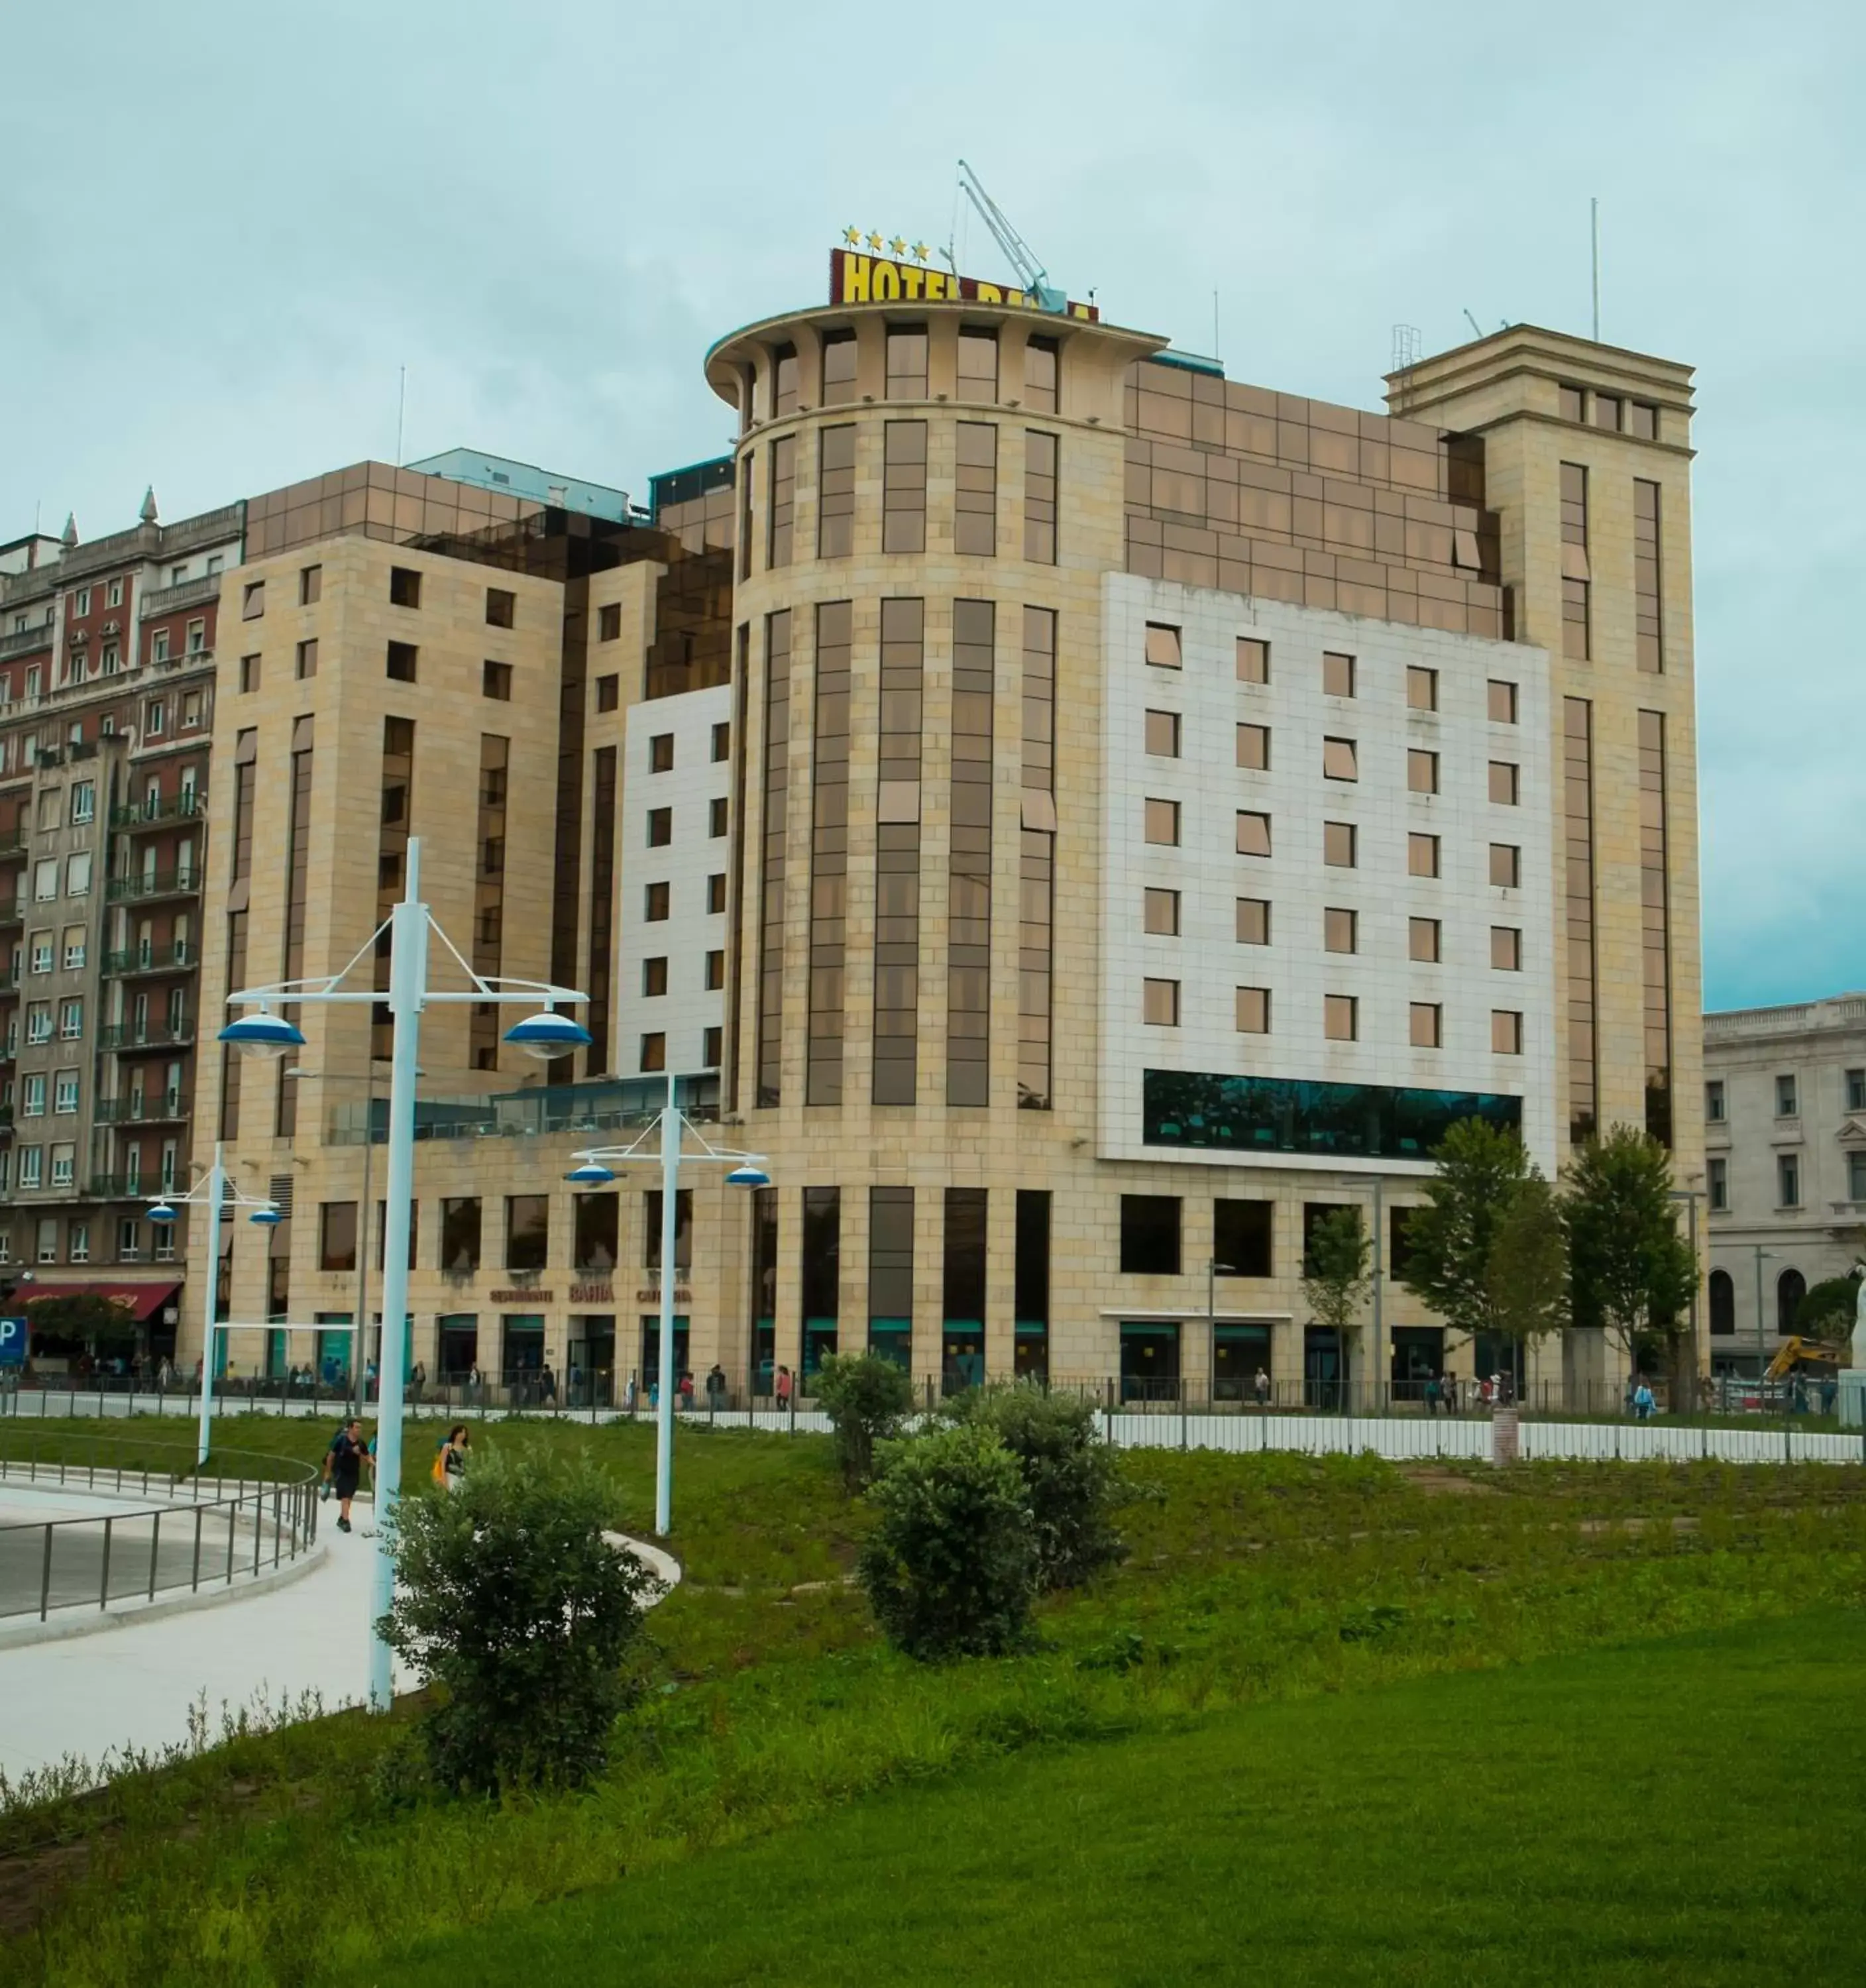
<box><xmin>1144</xmin><ymin>1070</ymin><xmax>1521</xmax><ymax>1161</ymax></box>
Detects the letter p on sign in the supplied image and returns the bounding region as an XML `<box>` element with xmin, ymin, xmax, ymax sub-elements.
<box><xmin>0</xmin><ymin>1317</ymin><xmax>26</xmax><ymax>1367</ymax></box>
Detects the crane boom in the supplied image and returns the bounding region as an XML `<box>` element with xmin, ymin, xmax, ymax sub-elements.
<box><xmin>956</xmin><ymin>160</ymin><xmax>1066</xmax><ymax>313</ymax></box>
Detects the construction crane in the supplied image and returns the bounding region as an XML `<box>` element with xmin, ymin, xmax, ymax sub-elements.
<box><xmin>954</xmin><ymin>160</ymin><xmax>1067</xmax><ymax>314</ymax></box>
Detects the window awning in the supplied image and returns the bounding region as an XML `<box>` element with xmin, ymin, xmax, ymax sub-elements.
<box><xmin>25</xmin><ymin>1281</ymin><xmax>180</xmax><ymax>1323</ymax></box>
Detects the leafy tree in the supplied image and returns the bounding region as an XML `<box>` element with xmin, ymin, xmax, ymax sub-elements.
<box><xmin>857</xmin><ymin>1423</ymin><xmax>1037</xmax><ymax>1660</ymax></box>
<box><xmin>25</xmin><ymin>1292</ymin><xmax>138</xmax><ymax>1351</ymax></box>
<box><xmin>1563</xmin><ymin>1125</ymin><xmax>1697</xmax><ymax>1377</ymax></box>
<box><xmin>1301</xmin><ymin>1207</ymin><xmax>1372</xmax><ymax>1341</ymax></box>
<box><xmin>814</xmin><ymin>1351</ymin><xmax>916</xmax><ymax>1491</ymax></box>
<box><xmin>1400</xmin><ymin>1118</ymin><xmax>1538</xmax><ymax>1346</ymax></box>
<box><xmin>1485</xmin><ymin>1175</ymin><xmax>1570</xmax><ymax>1349</ymax></box>
<box><xmin>1794</xmin><ymin>1273</ymin><xmax>1861</xmax><ymax>1343</ymax></box>
<box><xmin>949</xmin><ymin>1386</ymin><xmax>1123</xmax><ymax>1590</ymax></box>
<box><xmin>380</xmin><ymin>1447</ymin><xmax>655</xmax><ymax>1795</ymax></box>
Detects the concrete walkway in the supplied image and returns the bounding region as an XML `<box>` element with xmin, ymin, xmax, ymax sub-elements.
<box><xmin>0</xmin><ymin>1499</ymin><xmax>680</xmax><ymax>1783</ymax></box>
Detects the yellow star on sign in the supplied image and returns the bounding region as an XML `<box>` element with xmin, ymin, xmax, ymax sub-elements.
<box><xmin>912</xmin><ymin>241</ymin><xmax>930</xmax><ymax>263</ymax></box>
<box><xmin>889</xmin><ymin>236</ymin><xmax>908</xmax><ymax>258</ymax></box>
<box><xmin>867</xmin><ymin>231</ymin><xmax>884</xmax><ymax>252</ymax></box>
<box><xmin>843</xmin><ymin>225</ymin><xmax>861</xmax><ymax>247</ymax></box>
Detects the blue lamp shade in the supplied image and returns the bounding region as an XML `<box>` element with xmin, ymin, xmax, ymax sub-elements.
<box><xmin>248</xmin><ymin>1206</ymin><xmax>282</xmax><ymax>1227</ymax></box>
<box><xmin>147</xmin><ymin>1201</ymin><xmax>179</xmax><ymax>1225</ymax></box>
<box><xmin>504</xmin><ymin>1011</ymin><xmax>592</xmax><ymax>1061</ymax></box>
<box><xmin>726</xmin><ymin>1164</ymin><xmax>771</xmax><ymax>1189</ymax></box>
<box><xmin>565</xmin><ymin>1161</ymin><xmax>618</xmax><ymax>1186</ymax></box>
<box><xmin>219</xmin><ymin>1012</ymin><xmax>307</xmax><ymax>1060</ymax></box>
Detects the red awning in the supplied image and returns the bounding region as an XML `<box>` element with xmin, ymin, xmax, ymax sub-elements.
<box><xmin>26</xmin><ymin>1281</ymin><xmax>180</xmax><ymax>1323</ymax></box>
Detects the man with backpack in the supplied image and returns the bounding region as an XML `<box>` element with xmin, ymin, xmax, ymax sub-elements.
<box><xmin>321</xmin><ymin>1417</ymin><xmax>370</xmax><ymax>1533</ymax></box>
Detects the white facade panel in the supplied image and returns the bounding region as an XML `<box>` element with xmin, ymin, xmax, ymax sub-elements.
<box><xmin>1099</xmin><ymin>575</ymin><xmax>1558</xmax><ymax>1176</ymax></box>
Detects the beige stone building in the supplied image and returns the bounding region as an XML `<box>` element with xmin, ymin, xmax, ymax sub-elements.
<box><xmin>5</xmin><ymin>268</ymin><xmax>1705</xmax><ymax>1406</ymax></box>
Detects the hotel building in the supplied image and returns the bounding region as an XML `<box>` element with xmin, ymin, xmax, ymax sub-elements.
<box><xmin>0</xmin><ymin>260</ymin><xmax>1704</xmax><ymax>1402</ymax></box>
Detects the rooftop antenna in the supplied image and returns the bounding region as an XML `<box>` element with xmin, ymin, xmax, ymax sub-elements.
<box><xmin>395</xmin><ymin>366</ymin><xmax>407</xmax><ymax>465</ymax></box>
<box><xmin>1462</xmin><ymin>308</ymin><xmax>1484</xmax><ymax>341</ymax></box>
<box><xmin>955</xmin><ymin>159</ymin><xmax>1068</xmax><ymax>313</ymax></box>
<box><xmin>1213</xmin><ymin>289</ymin><xmax>1221</xmax><ymax>364</ymax></box>
<box><xmin>1391</xmin><ymin>323</ymin><xmax>1422</xmax><ymax>372</ymax></box>
<box><xmin>1590</xmin><ymin>195</ymin><xmax>1600</xmax><ymax>341</ymax></box>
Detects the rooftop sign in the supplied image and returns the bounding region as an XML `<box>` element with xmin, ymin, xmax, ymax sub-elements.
<box><xmin>830</xmin><ymin>247</ymin><xmax>1097</xmax><ymax>321</ymax></box>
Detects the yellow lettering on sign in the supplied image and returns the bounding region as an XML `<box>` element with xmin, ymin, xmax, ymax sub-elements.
<box><xmin>843</xmin><ymin>254</ymin><xmax>871</xmax><ymax>304</ymax></box>
<box><xmin>901</xmin><ymin>264</ymin><xmax>924</xmax><ymax>300</ymax></box>
<box><xmin>924</xmin><ymin>269</ymin><xmax>946</xmax><ymax>301</ymax></box>
<box><xmin>976</xmin><ymin>282</ymin><xmax>1002</xmax><ymax>304</ymax></box>
<box><xmin>873</xmin><ymin>259</ymin><xmax>901</xmax><ymax>300</ymax></box>
<box><xmin>1007</xmin><ymin>290</ymin><xmax>1026</xmax><ymax>310</ymax></box>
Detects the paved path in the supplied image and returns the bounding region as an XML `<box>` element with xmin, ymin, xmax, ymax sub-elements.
<box><xmin>0</xmin><ymin>1500</ymin><xmax>679</xmax><ymax>1783</ymax></box>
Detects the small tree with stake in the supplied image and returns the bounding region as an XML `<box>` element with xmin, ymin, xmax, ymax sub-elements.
<box><xmin>1301</xmin><ymin>1207</ymin><xmax>1372</xmax><ymax>1395</ymax></box>
<box><xmin>1400</xmin><ymin>1118</ymin><xmax>1539</xmax><ymax>1350</ymax></box>
<box><xmin>814</xmin><ymin>1351</ymin><xmax>916</xmax><ymax>1492</ymax></box>
<box><xmin>1564</xmin><ymin>1125</ymin><xmax>1698</xmax><ymax>1392</ymax></box>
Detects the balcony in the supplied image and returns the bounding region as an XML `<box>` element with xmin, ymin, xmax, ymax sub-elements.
<box><xmin>0</xmin><ymin>899</ymin><xmax>21</xmax><ymax>926</ymax></box>
<box><xmin>0</xmin><ymin>622</ymin><xmax>54</xmax><ymax>659</ymax></box>
<box><xmin>88</xmin><ymin>1174</ymin><xmax>161</xmax><ymax>1201</ymax></box>
<box><xmin>0</xmin><ymin>962</ymin><xmax>18</xmax><ymax>990</ymax></box>
<box><xmin>102</xmin><ymin>941</ymin><xmax>195</xmax><ymax>977</ymax></box>
<box><xmin>99</xmin><ymin>1020</ymin><xmax>194</xmax><ymax>1052</ymax></box>
<box><xmin>93</xmin><ymin>1090</ymin><xmax>188</xmax><ymax>1125</ymax></box>
<box><xmin>110</xmin><ymin>791</ymin><xmax>205</xmax><ymax>832</ymax></box>
<box><xmin>107</xmin><ymin>867</ymin><xmax>200</xmax><ymax>905</ymax></box>
<box><xmin>137</xmin><ymin>573</ymin><xmax>223</xmax><ymax>620</ymax></box>
<box><xmin>0</xmin><ymin>833</ymin><xmax>24</xmax><ymax>860</ymax></box>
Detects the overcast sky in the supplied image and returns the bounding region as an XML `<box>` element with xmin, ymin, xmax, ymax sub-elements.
<box><xmin>3</xmin><ymin>0</ymin><xmax>1859</xmax><ymax>1013</ymax></box>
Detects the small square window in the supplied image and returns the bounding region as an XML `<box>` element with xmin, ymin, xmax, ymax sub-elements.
<box><xmin>390</xmin><ymin>566</ymin><xmax>422</xmax><ymax>608</ymax></box>
<box><xmin>1559</xmin><ymin>384</ymin><xmax>1585</xmax><ymax>422</ymax></box>
<box><xmin>642</xmin><ymin>956</ymin><xmax>668</xmax><ymax>997</ymax></box>
<box><xmin>1407</xmin><ymin>749</ymin><xmax>1439</xmax><ymax>795</ymax></box>
<box><xmin>645</xmin><ymin>881</ymin><xmax>670</xmax><ymax>921</ymax></box>
<box><xmin>1323</xmin><ymin>736</ymin><xmax>1358</xmax><ymax>781</ymax></box>
<box><xmin>1236</xmin><ymin>985</ymin><xmax>1270</xmax><ymax>1034</ymax></box>
<box><xmin>1236</xmin><ymin>637</ymin><xmax>1270</xmax><ymax>685</ymax></box>
<box><xmin>1143</xmin><ymin>887</ymin><xmax>1180</xmax><ymax>936</ymax></box>
<box><xmin>241</xmin><ymin>580</ymin><xmax>264</xmax><ymax>620</ymax></box>
<box><xmin>598</xmin><ymin>602</ymin><xmax>622</xmax><ymax>642</ymax></box>
<box><xmin>1627</xmin><ymin>402</ymin><xmax>1659</xmax><ymax>440</ymax></box>
<box><xmin>1488</xmin><ymin>679</ymin><xmax>1519</xmax><ymax>724</ymax></box>
<box><xmin>1146</xmin><ymin>708</ymin><xmax>1181</xmax><ymax>757</ymax></box>
<box><xmin>1145</xmin><ymin>798</ymin><xmax>1180</xmax><ymax>846</ymax></box>
<box><xmin>1409</xmin><ymin>917</ymin><xmax>1441</xmax><ymax>963</ymax></box>
<box><xmin>1322</xmin><ymin>651</ymin><xmax>1356</xmax><ymax>697</ymax></box>
<box><xmin>1144</xmin><ymin>623</ymin><xmax>1182</xmax><ymax>669</ymax></box>
<box><xmin>386</xmin><ymin>641</ymin><xmax>417</xmax><ymax>683</ymax></box>
<box><xmin>1592</xmin><ymin>393</ymin><xmax>1623</xmax><ymax>432</ymax></box>
<box><xmin>707</xmin><ymin>872</ymin><xmax>728</xmax><ymax>914</ymax></box>
<box><xmin>712</xmin><ymin>722</ymin><xmax>731</xmax><ymax>763</ymax></box>
<box><xmin>1236</xmin><ymin>897</ymin><xmax>1270</xmax><ymax>945</ymax></box>
<box><xmin>1491</xmin><ymin>1009</ymin><xmax>1524</xmax><ymax>1055</ymax></box>
<box><xmin>1323</xmin><ymin>821</ymin><xmax>1356</xmax><ymax>868</ymax></box>
<box><xmin>1489</xmin><ymin>843</ymin><xmax>1521</xmax><ymax>888</ymax></box>
<box><xmin>1490</xmin><ymin>926</ymin><xmax>1522</xmax><ymax>971</ymax></box>
<box><xmin>649</xmin><ymin>733</ymin><xmax>675</xmax><ymax>773</ymax></box>
<box><xmin>1406</xmin><ymin>666</ymin><xmax>1438</xmax><ymax>712</ymax></box>
<box><xmin>1236</xmin><ymin>722</ymin><xmax>1270</xmax><ymax>771</ymax></box>
<box><xmin>647</xmin><ymin>806</ymin><xmax>673</xmax><ymax>848</ymax></box>
<box><xmin>1775</xmin><ymin>1074</ymin><xmax>1797</xmax><ymax>1117</ymax></box>
<box><xmin>709</xmin><ymin>797</ymin><xmax>729</xmax><ymax>837</ymax></box>
<box><xmin>1488</xmin><ymin>761</ymin><xmax>1520</xmax><ymax>805</ymax></box>
<box><xmin>596</xmin><ymin>674</ymin><xmax>620</xmax><ymax>712</ymax></box>
<box><xmin>295</xmin><ymin>638</ymin><xmax>317</xmax><ymax>681</ymax></box>
<box><xmin>640</xmin><ymin>1032</ymin><xmax>667</xmax><ymax>1073</ymax></box>
<box><xmin>1409</xmin><ymin>832</ymin><xmax>1440</xmax><ymax>879</ymax></box>
<box><xmin>1324</xmin><ymin>907</ymin><xmax>1357</xmax><ymax>954</ymax></box>
<box><xmin>239</xmin><ymin>653</ymin><xmax>260</xmax><ymax>693</ymax></box>
<box><xmin>1410</xmin><ymin>1002</ymin><xmax>1442</xmax><ymax>1048</ymax></box>
<box><xmin>485</xmin><ymin>587</ymin><xmax>516</xmax><ymax>628</ymax></box>
<box><xmin>1236</xmin><ymin>810</ymin><xmax>1272</xmax><ymax>857</ymax></box>
<box><xmin>1705</xmin><ymin>1079</ymin><xmax>1726</xmax><ymax>1123</ymax></box>
<box><xmin>299</xmin><ymin>565</ymin><xmax>322</xmax><ymax>606</ymax></box>
<box><xmin>704</xmin><ymin>949</ymin><xmax>726</xmax><ymax>991</ymax></box>
<box><xmin>1324</xmin><ymin>994</ymin><xmax>1358</xmax><ymax>1042</ymax></box>
<box><xmin>482</xmin><ymin>660</ymin><xmax>512</xmax><ymax>700</ymax></box>
<box><xmin>1143</xmin><ymin>977</ymin><xmax>1180</xmax><ymax>1026</ymax></box>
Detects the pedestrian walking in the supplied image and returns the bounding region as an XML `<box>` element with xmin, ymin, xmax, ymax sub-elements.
<box><xmin>624</xmin><ymin>1371</ymin><xmax>639</xmax><ymax>1413</ymax></box>
<box><xmin>1423</xmin><ymin>1373</ymin><xmax>1440</xmax><ymax>1417</ymax></box>
<box><xmin>706</xmin><ymin>1362</ymin><xmax>727</xmax><ymax>1411</ymax></box>
<box><xmin>431</xmin><ymin>1423</ymin><xmax>470</xmax><ymax>1490</ymax></box>
<box><xmin>1633</xmin><ymin>1378</ymin><xmax>1657</xmax><ymax>1421</ymax></box>
<box><xmin>1252</xmin><ymin>1366</ymin><xmax>1270</xmax><ymax>1409</ymax></box>
<box><xmin>323</xmin><ymin>1418</ymin><xmax>369</xmax><ymax>1533</ymax></box>
<box><xmin>678</xmin><ymin>1369</ymin><xmax>696</xmax><ymax>1413</ymax></box>
<box><xmin>410</xmin><ymin>1360</ymin><xmax>426</xmax><ymax>1407</ymax></box>
<box><xmin>541</xmin><ymin>1364</ymin><xmax>558</xmax><ymax>1407</ymax></box>
<box><xmin>775</xmin><ymin>1364</ymin><xmax>794</xmax><ymax>1413</ymax></box>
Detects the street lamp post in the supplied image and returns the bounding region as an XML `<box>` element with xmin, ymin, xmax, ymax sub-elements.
<box><xmin>144</xmin><ymin>1142</ymin><xmax>279</xmax><ymax>1465</ymax></box>
<box><xmin>1669</xmin><ymin>1182</ymin><xmax>1703</xmax><ymax>1408</ymax></box>
<box><xmin>1752</xmin><ymin>1244</ymin><xmax>1777</xmax><ymax>1397</ymax></box>
<box><xmin>219</xmin><ymin>838</ymin><xmax>590</xmax><ymax>1711</ymax></box>
<box><xmin>567</xmin><ymin>1069</ymin><xmax>769</xmax><ymax>1535</ymax></box>
<box><xmin>1333</xmin><ymin>1172</ymin><xmax>1386</xmax><ymax>1412</ymax></box>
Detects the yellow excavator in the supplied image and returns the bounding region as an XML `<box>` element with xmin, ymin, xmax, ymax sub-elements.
<box><xmin>1765</xmin><ymin>1336</ymin><xmax>1844</xmax><ymax>1382</ymax></box>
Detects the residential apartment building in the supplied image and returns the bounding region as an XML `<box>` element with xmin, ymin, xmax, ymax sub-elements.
<box><xmin>6</xmin><ymin>258</ymin><xmax>1706</xmax><ymax>1402</ymax></box>
<box><xmin>1703</xmin><ymin>993</ymin><xmax>1866</xmax><ymax>1374</ymax></box>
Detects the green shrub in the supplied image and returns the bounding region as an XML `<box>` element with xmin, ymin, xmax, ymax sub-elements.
<box><xmin>952</xmin><ymin>1386</ymin><xmax>1125</xmax><ymax>1590</ymax></box>
<box><xmin>857</xmin><ymin>1423</ymin><xmax>1037</xmax><ymax>1660</ymax></box>
<box><xmin>814</xmin><ymin>1352</ymin><xmax>916</xmax><ymax>1490</ymax></box>
<box><xmin>380</xmin><ymin>1447</ymin><xmax>656</xmax><ymax>1795</ymax></box>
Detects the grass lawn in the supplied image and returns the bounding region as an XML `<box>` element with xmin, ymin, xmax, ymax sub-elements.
<box><xmin>3</xmin><ymin>1421</ymin><xmax>1864</xmax><ymax>1986</ymax></box>
<box><xmin>374</xmin><ymin>1606</ymin><xmax>1866</xmax><ymax>1988</ymax></box>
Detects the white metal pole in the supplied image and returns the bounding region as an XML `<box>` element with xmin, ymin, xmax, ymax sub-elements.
<box><xmin>1370</xmin><ymin>1174</ymin><xmax>1384</xmax><ymax>1414</ymax></box>
<box><xmin>368</xmin><ymin>838</ymin><xmax>427</xmax><ymax>1712</ymax></box>
<box><xmin>655</xmin><ymin>1068</ymin><xmax>679</xmax><ymax>1535</ymax></box>
<box><xmin>196</xmin><ymin>1140</ymin><xmax>225</xmax><ymax>1467</ymax></box>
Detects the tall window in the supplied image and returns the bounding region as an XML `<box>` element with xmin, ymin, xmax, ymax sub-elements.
<box><xmin>1024</xmin><ymin>432</ymin><xmax>1058</xmax><ymax>563</ymax></box>
<box><xmin>1633</xmin><ymin>478</ymin><xmax>1663</xmax><ymax>673</ymax></box>
<box><xmin>956</xmin><ymin>327</ymin><xmax>998</xmax><ymax>401</ymax></box>
<box><xmin>873</xmin><ymin>598</ymin><xmax>925</xmax><ymax>1106</ymax></box>
<box><xmin>470</xmin><ymin>735</ymin><xmax>509</xmax><ymax>1070</ymax></box>
<box><xmin>885</xmin><ymin>325</ymin><xmax>927</xmax><ymax>400</ymax></box>
<box><xmin>1561</xmin><ymin>463</ymin><xmax>1590</xmax><ymax>659</ymax></box>
<box><xmin>1564</xmin><ymin>698</ymin><xmax>1597</xmax><ymax>1142</ymax></box>
<box><xmin>756</xmin><ymin>612</ymin><xmax>792</xmax><ymax>1107</ymax></box>
<box><xmin>1018</xmin><ymin>608</ymin><xmax>1057</xmax><ymax>1110</ymax></box>
<box><xmin>818</xmin><ymin>427</ymin><xmax>855</xmax><ymax>557</ymax></box>
<box><xmin>821</xmin><ymin>331</ymin><xmax>857</xmax><ymax>407</ymax></box>
<box><xmin>767</xmin><ymin>435</ymin><xmax>796</xmax><ymax>569</ymax></box>
<box><xmin>948</xmin><ymin>601</ymin><xmax>994</xmax><ymax>1105</ymax></box>
<box><xmin>374</xmin><ymin>717</ymin><xmax>414</xmax><ymax>1058</ymax></box>
<box><xmin>1639</xmin><ymin>710</ymin><xmax>1673</xmax><ymax>1146</ymax></box>
<box><xmin>954</xmin><ymin>423</ymin><xmax>997</xmax><ymax>556</ymax></box>
<box><xmin>868</xmin><ymin>1187</ymin><xmax>914</xmax><ymax>1370</ymax></box>
<box><xmin>1024</xmin><ymin>335</ymin><xmax>1058</xmax><ymax>414</ymax></box>
<box><xmin>881</xmin><ymin>423</ymin><xmax>928</xmax><ymax>553</ymax></box>
<box><xmin>806</xmin><ymin>604</ymin><xmax>853</xmax><ymax>1106</ymax></box>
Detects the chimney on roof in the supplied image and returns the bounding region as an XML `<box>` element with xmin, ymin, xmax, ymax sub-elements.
<box><xmin>61</xmin><ymin>513</ymin><xmax>78</xmax><ymax>549</ymax></box>
<box><xmin>139</xmin><ymin>486</ymin><xmax>158</xmax><ymax>525</ymax></box>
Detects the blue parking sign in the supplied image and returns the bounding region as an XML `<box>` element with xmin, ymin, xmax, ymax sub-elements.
<box><xmin>0</xmin><ymin>1317</ymin><xmax>25</xmax><ymax>1368</ymax></box>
